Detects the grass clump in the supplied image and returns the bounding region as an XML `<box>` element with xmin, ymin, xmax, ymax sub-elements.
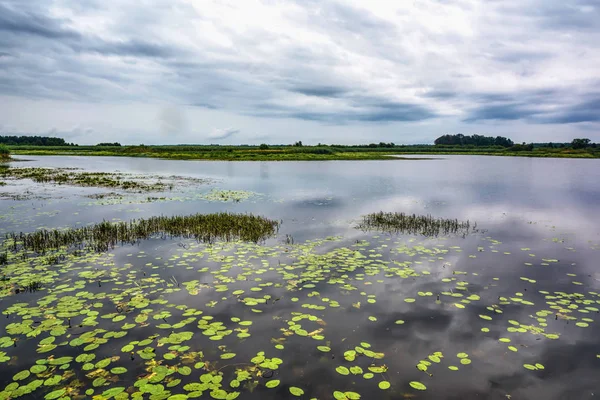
<box><xmin>357</xmin><ymin>212</ymin><xmax>474</xmax><ymax>237</ymax></box>
<box><xmin>0</xmin><ymin>144</ymin><xmax>10</xmax><ymax>160</ymax></box>
<box><xmin>5</xmin><ymin>213</ymin><xmax>280</xmax><ymax>254</ymax></box>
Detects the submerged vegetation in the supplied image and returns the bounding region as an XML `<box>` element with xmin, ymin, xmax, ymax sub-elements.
<box><xmin>0</xmin><ymin>167</ymin><xmax>167</xmax><ymax>191</ymax></box>
<box><xmin>5</xmin><ymin>213</ymin><xmax>279</xmax><ymax>254</ymax></box>
<box><xmin>357</xmin><ymin>212</ymin><xmax>474</xmax><ymax>237</ymax></box>
<box><xmin>0</xmin><ymin>167</ymin><xmax>211</xmax><ymax>192</ymax></box>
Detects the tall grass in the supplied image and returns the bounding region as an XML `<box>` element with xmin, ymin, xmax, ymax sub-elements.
<box><xmin>357</xmin><ymin>212</ymin><xmax>474</xmax><ymax>237</ymax></box>
<box><xmin>5</xmin><ymin>213</ymin><xmax>280</xmax><ymax>254</ymax></box>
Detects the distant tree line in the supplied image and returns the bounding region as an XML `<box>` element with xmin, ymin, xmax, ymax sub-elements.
<box><xmin>0</xmin><ymin>135</ymin><xmax>75</xmax><ymax>146</ymax></box>
<box><xmin>534</xmin><ymin>139</ymin><xmax>596</xmax><ymax>149</ymax></box>
<box><xmin>434</xmin><ymin>134</ymin><xmax>514</xmax><ymax>147</ymax></box>
<box><xmin>96</xmin><ymin>142</ymin><xmax>122</xmax><ymax>146</ymax></box>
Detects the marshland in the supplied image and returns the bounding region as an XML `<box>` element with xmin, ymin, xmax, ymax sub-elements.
<box><xmin>0</xmin><ymin>155</ymin><xmax>599</xmax><ymax>400</ymax></box>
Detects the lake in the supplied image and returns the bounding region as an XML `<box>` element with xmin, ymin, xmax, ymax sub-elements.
<box><xmin>1</xmin><ymin>155</ymin><xmax>599</xmax><ymax>400</ymax></box>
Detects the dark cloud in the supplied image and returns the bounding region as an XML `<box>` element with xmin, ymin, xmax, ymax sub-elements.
<box><xmin>207</xmin><ymin>128</ymin><xmax>240</xmax><ymax>140</ymax></box>
<box><xmin>462</xmin><ymin>89</ymin><xmax>582</xmax><ymax>123</ymax></box>
<box><xmin>0</xmin><ymin>0</ymin><xmax>599</xmax><ymax>138</ymax></box>
<box><xmin>0</xmin><ymin>3</ymin><xmax>80</xmax><ymax>39</ymax></box>
<box><xmin>80</xmin><ymin>39</ymin><xmax>176</xmax><ymax>58</ymax></box>
<box><xmin>533</xmin><ymin>0</ymin><xmax>600</xmax><ymax>31</ymax></box>
<box><xmin>538</xmin><ymin>95</ymin><xmax>600</xmax><ymax>124</ymax></box>
<box><xmin>422</xmin><ymin>90</ymin><xmax>457</xmax><ymax>99</ymax></box>
<box><xmin>268</xmin><ymin>101</ymin><xmax>436</xmax><ymax>123</ymax></box>
<box><xmin>290</xmin><ymin>86</ymin><xmax>347</xmax><ymax>98</ymax></box>
<box><xmin>464</xmin><ymin>103</ymin><xmax>541</xmax><ymax>122</ymax></box>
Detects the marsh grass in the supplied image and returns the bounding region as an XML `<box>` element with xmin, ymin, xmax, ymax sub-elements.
<box><xmin>357</xmin><ymin>211</ymin><xmax>474</xmax><ymax>237</ymax></box>
<box><xmin>5</xmin><ymin>213</ymin><xmax>280</xmax><ymax>254</ymax></box>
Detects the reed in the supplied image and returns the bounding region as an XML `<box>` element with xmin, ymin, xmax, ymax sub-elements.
<box><xmin>357</xmin><ymin>211</ymin><xmax>474</xmax><ymax>237</ymax></box>
<box><xmin>5</xmin><ymin>213</ymin><xmax>280</xmax><ymax>254</ymax></box>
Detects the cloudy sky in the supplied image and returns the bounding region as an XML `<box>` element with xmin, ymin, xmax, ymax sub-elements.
<box><xmin>0</xmin><ymin>0</ymin><xmax>598</xmax><ymax>145</ymax></box>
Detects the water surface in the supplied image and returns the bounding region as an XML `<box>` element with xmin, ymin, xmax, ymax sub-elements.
<box><xmin>1</xmin><ymin>155</ymin><xmax>599</xmax><ymax>400</ymax></box>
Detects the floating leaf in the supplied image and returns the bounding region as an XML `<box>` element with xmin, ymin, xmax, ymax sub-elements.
<box><xmin>45</xmin><ymin>389</ymin><xmax>67</xmax><ymax>399</ymax></box>
<box><xmin>336</xmin><ymin>366</ymin><xmax>350</xmax><ymax>376</ymax></box>
<box><xmin>289</xmin><ymin>386</ymin><xmax>304</xmax><ymax>396</ymax></box>
<box><xmin>409</xmin><ymin>381</ymin><xmax>427</xmax><ymax>391</ymax></box>
<box><xmin>265</xmin><ymin>380</ymin><xmax>280</xmax><ymax>388</ymax></box>
<box><xmin>13</xmin><ymin>370</ymin><xmax>31</xmax><ymax>381</ymax></box>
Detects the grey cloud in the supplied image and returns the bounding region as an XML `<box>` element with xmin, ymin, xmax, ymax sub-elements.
<box><xmin>78</xmin><ymin>39</ymin><xmax>177</xmax><ymax>59</ymax></box>
<box><xmin>0</xmin><ymin>0</ymin><xmax>599</xmax><ymax>141</ymax></box>
<box><xmin>422</xmin><ymin>90</ymin><xmax>457</xmax><ymax>99</ymax></box>
<box><xmin>533</xmin><ymin>0</ymin><xmax>600</xmax><ymax>31</ymax></box>
<box><xmin>255</xmin><ymin>98</ymin><xmax>436</xmax><ymax>123</ymax></box>
<box><xmin>207</xmin><ymin>128</ymin><xmax>240</xmax><ymax>140</ymax></box>
<box><xmin>464</xmin><ymin>103</ymin><xmax>541</xmax><ymax>122</ymax></box>
<box><xmin>463</xmin><ymin>89</ymin><xmax>600</xmax><ymax>124</ymax></box>
<box><xmin>0</xmin><ymin>3</ymin><xmax>80</xmax><ymax>39</ymax></box>
<box><xmin>290</xmin><ymin>86</ymin><xmax>348</xmax><ymax>98</ymax></box>
<box><xmin>537</xmin><ymin>95</ymin><xmax>600</xmax><ymax>124</ymax></box>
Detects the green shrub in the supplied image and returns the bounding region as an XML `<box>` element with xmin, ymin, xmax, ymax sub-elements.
<box><xmin>0</xmin><ymin>144</ymin><xmax>10</xmax><ymax>158</ymax></box>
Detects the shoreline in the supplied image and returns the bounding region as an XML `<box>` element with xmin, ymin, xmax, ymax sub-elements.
<box><xmin>9</xmin><ymin>149</ymin><xmax>600</xmax><ymax>161</ymax></box>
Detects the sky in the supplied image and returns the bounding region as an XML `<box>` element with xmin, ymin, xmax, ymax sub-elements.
<box><xmin>0</xmin><ymin>0</ymin><xmax>598</xmax><ymax>145</ymax></box>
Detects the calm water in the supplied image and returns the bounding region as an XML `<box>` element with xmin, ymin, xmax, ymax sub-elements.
<box><xmin>1</xmin><ymin>155</ymin><xmax>599</xmax><ymax>400</ymax></box>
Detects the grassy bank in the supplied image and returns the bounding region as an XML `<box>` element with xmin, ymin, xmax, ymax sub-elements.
<box><xmin>8</xmin><ymin>144</ymin><xmax>600</xmax><ymax>160</ymax></box>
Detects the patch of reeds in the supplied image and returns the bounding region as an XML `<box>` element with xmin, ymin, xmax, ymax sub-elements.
<box><xmin>357</xmin><ymin>211</ymin><xmax>475</xmax><ymax>237</ymax></box>
<box><xmin>5</xmin><ymin>213</ymin><xmax>280</xmax><ymax>254</ymax></box>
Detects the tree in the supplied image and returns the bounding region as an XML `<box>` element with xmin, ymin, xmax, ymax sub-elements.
<box><xmin>0</xmin><ymin>135</ymin><xmax>71</xmax><ymax>146</ymax></box>
<box><xmin>293</xmin><ymin>141</ymin><xmax>303</xmax><ymax>147</ymax></box>
<box><xmin>259</xmin><ymin>143</ymin><xmax>269</xmax><ymax>150</ymax></box>
<box><xmin>96</xmin><ymin>142</ymin><xmax>121</xmax><ymax>146</ymax></box>
<box><xmin>434</xmin><ymin>134</ymin><xmax>513</xmax><ymax>147</ymax></box>
<box><xmin>571</xmin><ymin>138</ymin><xmax>591</xmax><ymax>149</ymax></box>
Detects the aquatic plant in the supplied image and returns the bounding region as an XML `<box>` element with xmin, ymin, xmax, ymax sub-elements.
<box><xmin>357</xmin><ymin>211</ymin><xmax>474</xmax><ymax>237</ymax></box>
<box><xmin>5</xmin><ymin>213</ymin><xmax>279</xmax><ymax>254</ymax></box>
<box><xmin>0</xmin><ymin>167</ymin><xmax>208</xmax><ymax>192</ymax></box>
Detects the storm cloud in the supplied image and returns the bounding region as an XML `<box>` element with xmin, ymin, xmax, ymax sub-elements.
<box><xmin>0</xmin><ymin>0</ymin><xmax>598</xmax><ymax>144</ymax></box>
